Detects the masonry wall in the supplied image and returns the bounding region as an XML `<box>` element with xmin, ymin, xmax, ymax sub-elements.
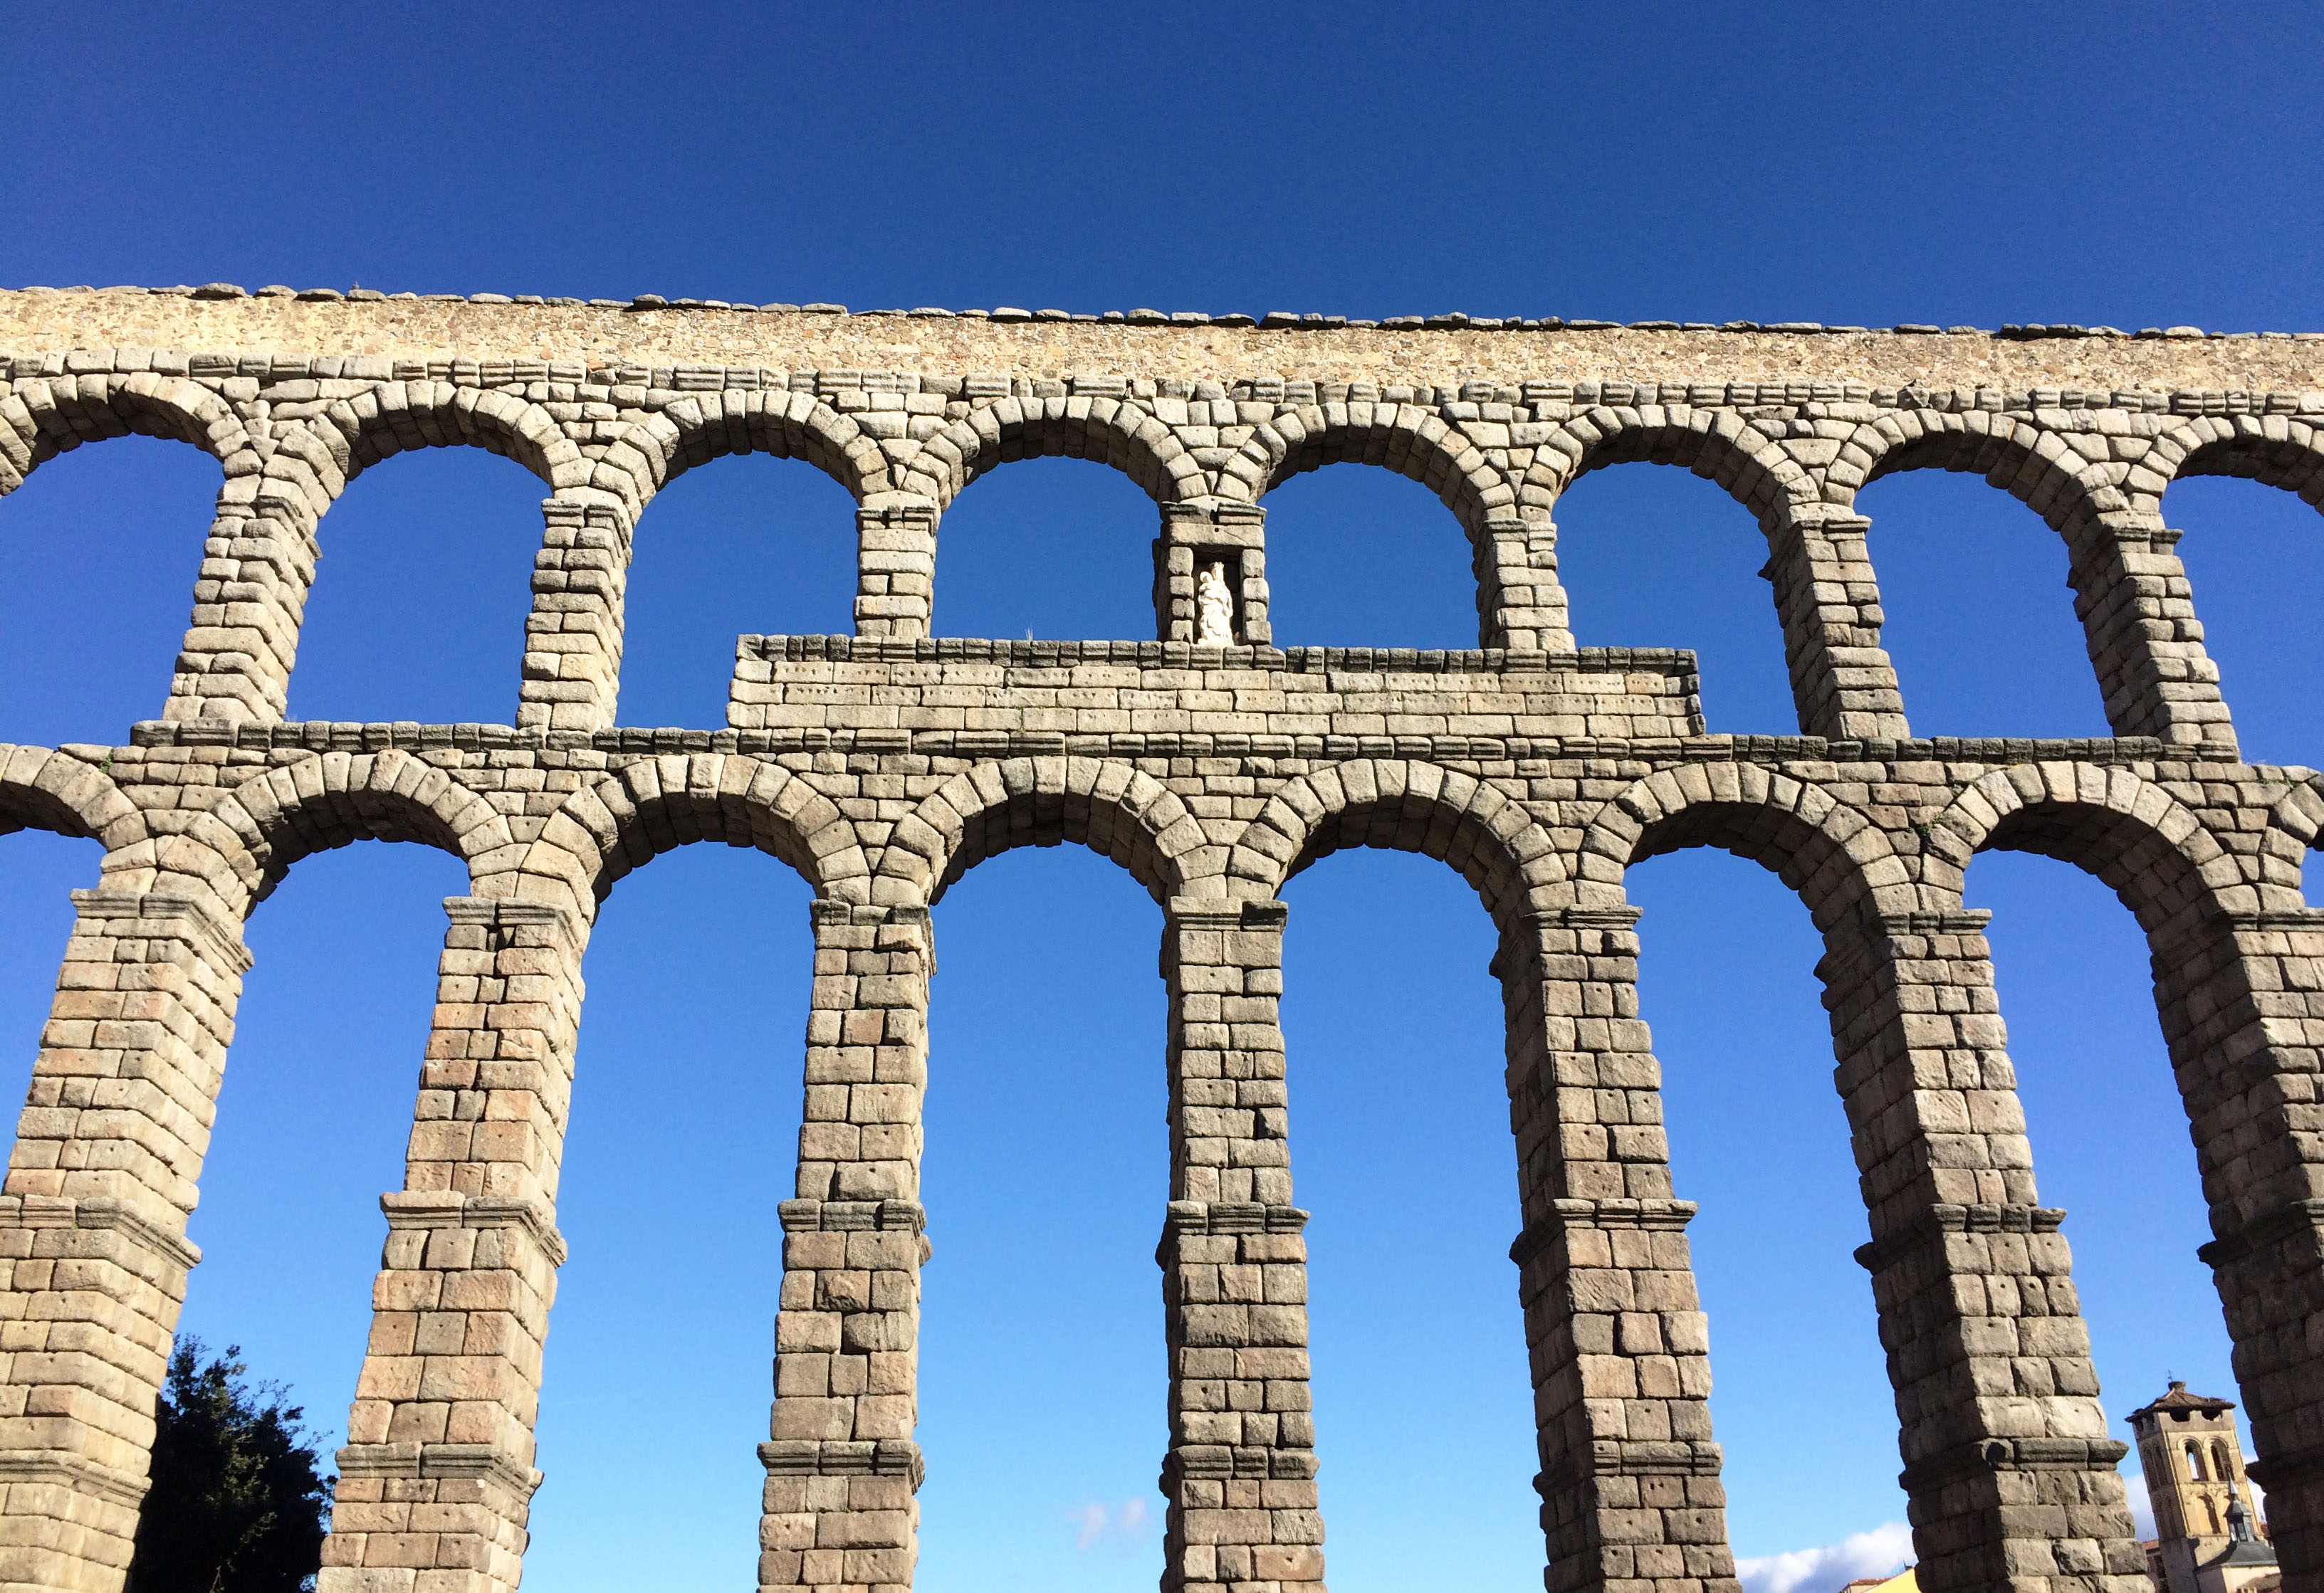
<box><xmin>0</xmin><ymin>295</ymin><xmax>2320</xmax><ymax>1593</ymax></box>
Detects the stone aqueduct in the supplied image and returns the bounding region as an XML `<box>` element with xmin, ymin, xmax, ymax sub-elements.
<box><xmin>0</xmin><ymin>287</ymin><xmax>2322</xmax><ymax>1593</ymax></box>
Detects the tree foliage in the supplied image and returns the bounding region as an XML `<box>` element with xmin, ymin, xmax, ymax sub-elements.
<box><xmin>125</xmin><ymin>1337</ymin><xmax>332</xmax><ymax>1593</ymax></box>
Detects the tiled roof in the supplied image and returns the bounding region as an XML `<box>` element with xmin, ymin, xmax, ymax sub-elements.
<box><xmin>2131</xmin><ymin>1379</ymin><xmax>2236</xmax><ymax>1419</ymax></box>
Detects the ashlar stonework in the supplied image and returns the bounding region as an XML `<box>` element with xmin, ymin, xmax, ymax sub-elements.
<box><xmin>2</xmin><ymin>286</ymin><xmax>2324</xmax><ymax>1593</ymax></box>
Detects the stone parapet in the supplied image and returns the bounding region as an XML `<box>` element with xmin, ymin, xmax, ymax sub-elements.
<box><xmin>731</xmin><ymin>636</ymin><xmax>1702</xmax><ymax>742</ymax></box>
<box><xmin>5</xmin><ymin>287</ymin><xmax>2322</xmax><ymax>391</ymax></box>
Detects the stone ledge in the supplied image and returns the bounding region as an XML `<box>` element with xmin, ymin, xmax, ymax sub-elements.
<box><xmin>442</xmin><ymin>895</ymin><xmax>582</xmax><ymax>942</ymax></box>
<box><xmin>0</xmin><ymin>1194</ymin><xmax>202</xmax><ymax>1273</ymax></box>
<box><xmin>0</xmin><ymin>1450</ymin><xmax>151</xmax><ymax>1508</ymax></box>
<box><xmin>1513</xmin><ymin>904</ymin><xmax>1646</xmax><ymax>931</ymax></box>
<box><xmin>1165</xmin><ymin>898</ymin><xmax>1288</xmax><ymax>932</ymax></box>
<box><xmin>1509</xmin><ymin>1199</ymin><xmax>1700</xmax><ymax>1266</ymax></box>
<box><xmin>776</xmin><ymin>1199</ymin><xmax>926</xmax><ymax>1236</ymax></box>
<box><xmin>2211</xmin><ymin>908</ymin><xmax>2324</xmax><ymax>935</ymax></box>
<box><xmin>1161</xmin><ymin>1443</ymin><xmax>1319</xmax><ymax>1483</ymax></box>
<box><xmin>335</xmin><ymin>1441</ymin><xmax>539</xmax><ymax>1498</ymax></box>
<box><xmin>378</xmin><ymin>1192</ymin><xmax>567</xmax><ymax>1268</ymax></box>
<box><xmin>2245</xmin><ymin>1441</ymin><xmax>2324</xmax><ymax>1489</ymax></box>
<box><xmin>2199</xmin><ymin>1197</ymin><xmax>2324</xmax><ymax>1268</ymax></box>
<box><xmin>114</xmin><ymin>719</ymin><xmax>2208</xmax><ymax>772</ymax></box>
<box><xmin>806</xmin><ymin>902</ymin><xmax>930</xmax><ymax>932</ymax></box>
<box><xmin>1853</xmin><ymin>1204</ymin><xmax>2067</xmax><ymax>1272</ymax></box>
<box><xmin>1898</xmin><ymin>1436</ymin><xmax>2129</xmax><ymax>1491</ymax></box>
<box><xmin>1863</xmin><ymin>908</ymin><xmax>1994</xmax><ymax>937</ymax></box>
<box><xmin>738</xmin><ymin>634</ymin><xmax>1697</xmax><ymax>676</ymax></box>
<box><xmin>68</xmin><ymin>889</ymin><xmax>253</xmax><ymax>975</ymax></box>
<box><xmin>1163</xmin><ymin>1202</ymin><xmax>1310</xmax><ymax>1237</ymax></box>
<box><xmin>1537</xmin><ymin>1438</ymin><xmax>1724</xmax><ymax>1489</ymax></box>
<box><xmin>758</xmin><ymin>1439</ymin><xmax>924</xmax><ymax>1489</ymax></box>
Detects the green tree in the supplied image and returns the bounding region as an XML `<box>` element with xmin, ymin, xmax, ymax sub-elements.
<box><xmin>124</xmin><ymin>1338</ymin><xmax>333</xmax><ymax>1593</ymax></box>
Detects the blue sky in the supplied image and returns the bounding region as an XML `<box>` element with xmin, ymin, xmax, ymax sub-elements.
<box><xmin>3</xmin><ymin>5</ymin><xmax>2321</xmax><ymax>1591</ymax></box>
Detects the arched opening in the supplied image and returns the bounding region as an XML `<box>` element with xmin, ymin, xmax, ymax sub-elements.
<box><xmin>1277</xmin><ymin>850</ymin><xmax>1537</xmax><ymax>1588</ymax></box>
<box><xmin>0</xmin><ymin>433</ymin><xmax>219</xmax><ymax>744</ymax></box>
<box><xmin>617</xmin><ymin>456</ymin><xmax>859</xmax><ymax>729</ymax></box>
<box><xmin>288</xmin><ymin>448</ymin><xmax>545</xmax><ymax>724</ymax></box>
<box><xmin>1551</xmin><ymin>466</ymin><xmax>1798</xmax><ymax>732</ymax></box>
<box><xmin>521</xmin><ymin>843</ymin><xmax>817</xmax><ymax>1587</ymax></box>
<box><xmin>2189</xmin><ymin>1441</ymin><xmax>2209</xmax><ymax>1482</ymax></box>
<box><xmin>0</xmin><ymin>830</ymin><xmax>103</xmax><ymax>1152</ymax></box>
<box><xmin>167</xmin><ymin>841</ymin><xmax>470</xmax><ymax>1533</ymax></box>
<box><xmin>1627</xmin><ymin>850</ymin><xmax>1910</xmax><ymax>1574</ymax></box>
<box><xmin>2163</xmin><ymin>474</ymin><xmax>2324</xmax><ymax>767</ymax></box>
<box><xmin>2216</xmin><ymin>1440</ymin><xmax>2234</xmax><ymax>1481</ymax></box>
<box><xmin>932</xmin><ymin>458</ymin><xmax>1156</xmax><ymax>641</ymax></box>
<box><xmin>913</xmin><ymin>845</ymin><xmax>1168</xmax><ymax>1588</ymax></box>
<box><xmin>1964</xmin><ymin>848</ymin><xmax>2256</xmax><ymax>1502</ymax></box>
<box><xmin>1855</xmin><ymin>468</ymin><xmax>2109</xmax><ymax>738</ymax></box>
<box><xmin>1259</xmin><ymin>466</ymin><xmax>1481</xmax><ymax>648</ymax></box>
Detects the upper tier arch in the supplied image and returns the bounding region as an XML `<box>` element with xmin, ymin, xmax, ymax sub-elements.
<box><xmin>0</xmin><ymin>374</ymin><xmax>250</xmax><ymax>497</ymax></box>
<box><xmin>306</xmin><ymin>382</ymin><xmax>587</xmax><ymax>497</ymax></box>
<box><xmin>1529</xmin><ymin>404</ymin><xmax>1816</xmax><ymax>532</ymax></box>
<box><xmin>595</xmin><ymin>391</ymin><xmax>885</xmax><ymax>515</ymax></box>
<box><xmin>2144</xmin><ymin>413</ymin><xmax>2324</xmax><ymax>515</ymax></box>
<box><xmin>1834</xmin><ymin>409</ymin><xmax>2118</xmax><ymax>536</ymax></box>
<box><xmin>898</xmin><ymin>395</ymin><xmax>1204</xmax><ymax>511</ymax></box>
<box><xmin>1233</xmin><ymin>401</ymin><xmax>1510</xmax><ymax>532</ymax></box>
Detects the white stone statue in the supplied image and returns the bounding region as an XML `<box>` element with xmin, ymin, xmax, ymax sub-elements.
<box><xmin>1195</xmin><ymin>560</ymin><xmax>1237</xmax><ymax>646</ymax></box>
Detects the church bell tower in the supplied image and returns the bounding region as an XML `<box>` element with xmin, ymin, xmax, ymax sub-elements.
<box><xmin>2127</xmin><ymin>1381</ymin><xmax>2276</xmax><ymax>1592</ymax></box>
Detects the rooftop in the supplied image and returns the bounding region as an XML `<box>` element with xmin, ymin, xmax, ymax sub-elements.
<box><xmin>2130</xmin><ymin>1379</ymin><xmax>2239</xmax><ymax>1421</ymax></box>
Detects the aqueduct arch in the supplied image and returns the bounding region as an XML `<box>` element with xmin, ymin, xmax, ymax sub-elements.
<box><xmin>879</xmin><ymin>756</ymin><xmax>1203</xmax><ymax>907</ymax></box>
<box><xmin>3</xmin><ymin>289</ymin><xmax>2323</xmax><ymax>1593</ymax></box>
<box><xmin>0</xmin><ymin>372</ymin><xmax>251</xmax><ymax>495</ymax></box>
<box><xmin>2149</xmin><ymin>413</ymin><xmax>2324</xmax><ymax>513</ymax></box>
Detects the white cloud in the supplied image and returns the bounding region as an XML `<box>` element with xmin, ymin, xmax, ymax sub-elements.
<box><xmin>1071</xmin><ymin>1497</ymin><xmax>1151</xmax><ymax>1554</ymax></box>
<box><xmin>1734</xmin><ymin>1521</ymin><xmax>1914</xmax><ymax>1593</ymax></box>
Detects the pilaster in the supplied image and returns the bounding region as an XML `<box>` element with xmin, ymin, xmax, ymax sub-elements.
<box><xmin>318</xmin><ymin>896</ymin><xmax>585</xmax><ymax>1593</ymax></box>
<box><xmin>0</xmin><ymin>889</ymin><xmax>251</xmax><ymax>1593</ymax></box>
<box><xmin>1159</xmin><ymin>898</ymin><xmax>1321</xmax><ymax>1593</ymax></box>
<box><xmin>1816</xmin><ymin>908</ymin><xmax>2143</xmax><ymax>1593</ymax></box>
<box><xmin>1496</xmin><ymin>905</ymin><xmax>1735</xmax><ymax>1593</ymax></box>
<box><xmin>854</xmin><ymin>499</ymin><xmax>938</xmax><ymax>641</ymax></box>
<box><xmin>1764</xmin><ymin>506</ymin><xmax>1910</xmax><ymax>740</ymax></box>
<box><xmin>2068</xmin><ymin>513</ymin><xmax>2237</xmax><ymax>755</ymax></box>
<box><xmin>760</xmin><ymin>902</ymin><xmax>931</xmax><ymax>1593</ymax></box>
<box><xmin>1477</xmin><ymin>513</ymin><xmax>1574</xmax><ymax>653</ymax></box>
<box><xmin>164</xmin><ymin>477</ymin><xmax>318</xmax><ymax>724</ymax></box>
<box><xmin>518</xmin><ymin>498</ymin><xmax>634</xmax><ymax>732</ymax></box>
<box><xmin>2165</xmin><ymin>908</ymin><xmax>2324</xmax><ymax>1586</ymax></box>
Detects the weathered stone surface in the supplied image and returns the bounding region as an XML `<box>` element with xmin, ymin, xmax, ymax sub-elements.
<box><xmin>1</xmin><ymin>293</ymin><xmax>2318</xmax><ymax>1593</ymax></box>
